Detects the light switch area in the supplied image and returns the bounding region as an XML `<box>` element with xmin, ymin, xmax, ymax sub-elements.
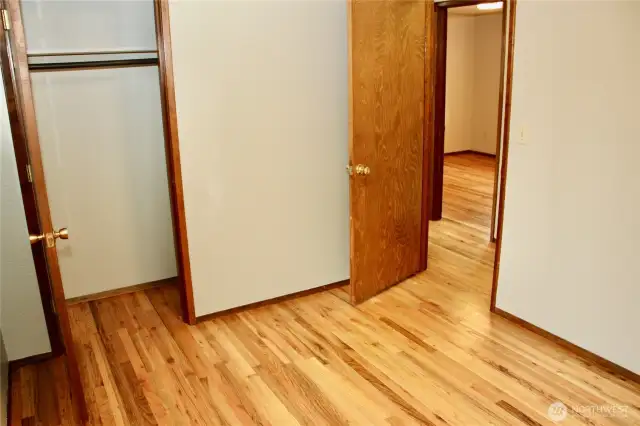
<box><xmin>517</xmin><ymin>125</ymin><xmax>527</xmax><ymax>145</ymax></box>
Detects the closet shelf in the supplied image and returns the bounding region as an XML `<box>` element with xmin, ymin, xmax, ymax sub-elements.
<box><xmin>27</xmin><ymin>49</ymin><xmax>158</xmax><ymax>57</ymax></box>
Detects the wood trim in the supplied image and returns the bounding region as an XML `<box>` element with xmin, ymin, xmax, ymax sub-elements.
<box><xmin>430</xmin><ymin>6</ymin><xmax>447</xmax><ymax>222</ymax></box>
<box><xmin>419</xmin><ymin>0</ymin><xmax>437</xmax><ymax>271</ymax></box>
<box><xmin>493</xmin><ymin>308</ymin><xmax>640</xmax><ymax>385</ymax></box>
<box><xmin>196</xmin><ymin>280</ymin><xmax>349</xmax><ymax>323</ymax></box>
<box><xmin>154</xmin><ymin>0</ymin><xmax>196</xmax><ymax>325</ymax></box>
<box><xmin>7</xmin><ymin>352</ymin><xmax>54</xmax><ymax>424</ymax></box>
<box><xmin>8</xmin><ymin>352</ymin><xmax>55</xmax><ymax>373</ymax></box>
<box><xmin>0</xmin><ymin>1</ymin><xmax>63</xmax><ymax>356</ymax></box>
<box><xmin>437</xmin><ymin>0</ymin><xmax>499</xmax><ymax>8</ymax></box>
<box><xmin>66</xmin><ymin>278</ymin><xmax>176</xmax><ymax>306</ymax></box>
<box><xmin>3</xmin><ymin>1</ymin><xmax>88</xmax><ymax>421</ymax></box>
<box><xmin>444</xmin><ymin>150</ymin><xmax>496</xmax><ymax>158</ymax></box>
<box><xmin>490</xmin><ymin>0</ymin><xmax>516</xmax><ymax>311</ymax></box>
<box><xmin>490</xmin><ymin>2</ymin><xmax>509</xmax><ymax>243</ymax></box>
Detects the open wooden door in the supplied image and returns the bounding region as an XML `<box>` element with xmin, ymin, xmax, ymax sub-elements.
<box><xmin>0</xmin><ymin>1</ymin><xmax>88</xmax><ymax>422</ymax></box>
<box><xmin>348</xmin><ymin>0</ymin><xmax>428</xmax><ymax>303</ymax></box>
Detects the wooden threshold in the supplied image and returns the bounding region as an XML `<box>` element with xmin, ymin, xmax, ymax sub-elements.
<box><xmin>66</xmin><ymin>277</ymin><xmax>176</xmax><ymax>305</ymax></box>
<box><xmin>196</xmin><ymin>280</ymin><xmax>349</xmax><ymax>323</ymax></box>
<box><xmin>494</xmin><ymin>308</ymin><xmax>640</xmax><ymax>385</ymax></box>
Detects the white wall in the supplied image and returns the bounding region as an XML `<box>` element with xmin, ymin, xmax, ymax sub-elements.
<box><xmin>0</xmin><ymin>72</ymin><xmax>5</xmax><ymax>426</ymax></box>
<box><xmin>23</xmin><ymin>0</ymin><xmax>177</xmax><ymax>298</ymax></box>
<box><xmin>496</xmin><ymin>0</ymin><xmax>640</xmax><ymax>374</ymax></box>
<box><xmin>445</xmin><ymin>15</ymin><xmax>475</xmax><ymax>153</ymax></box>
<box><xmin>31</xmin><ymin>67</ymin><xmax>178</xmax><ymax>298</ymax></box>
<box><xmin>21</xmin><ymin>0</ymin><xmax>156</xmax><ymax>55</ymax></box>
<box><xmin>168</xmin><ymin>0</ymin><xmax>350</xmax><ymax>316</ymax></box>
<box><xmin>444</xmin><ymin>12</ymin><xmax>502</xmax><ymax>154</ymax></box>
<box><xmin>472</xmin><ymin>13</ymin><xmax>502</xmax><ymax>154</ymax></box>
<box><xmin>0</xmin><ymin>67</ymin><xmax>51</xmax><ymax>361</ymax></box>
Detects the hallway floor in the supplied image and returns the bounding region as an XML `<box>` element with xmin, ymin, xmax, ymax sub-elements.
<box><xmin>10</xmin><ymin>153</ymin><xmax>640</xmax><ymax>425</ymax></box>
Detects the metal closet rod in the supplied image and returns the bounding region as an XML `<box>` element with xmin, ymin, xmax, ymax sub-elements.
<box><xmin>29</xmin><ymin>57</ymin><xmax>159</xmax><ymax>72</ymax></box>
<box><xmin>27</xmin><ymin>49</ymin><xmax>158</xmax><ymax>57</ymax></box>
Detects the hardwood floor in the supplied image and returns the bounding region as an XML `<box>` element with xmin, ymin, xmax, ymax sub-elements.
<box><xmin>10</xmin><ymin>153</ymin><xmax>640</xmax><ymax>425</ymax></box>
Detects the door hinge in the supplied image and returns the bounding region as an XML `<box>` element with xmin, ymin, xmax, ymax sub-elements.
<box><xmin>1</xmin><ymin>9</ymin><xmax>10</xmax><ymax>31</ymax></box>
<box><xmin>51</xmin><ymin>298</ymin><xmax>57</xmax><ymax>315</ymax></box>
<box><xmin>26</xmin><ymin>164</ymin><xmax>33</xmax><ymax>182</ymax></box>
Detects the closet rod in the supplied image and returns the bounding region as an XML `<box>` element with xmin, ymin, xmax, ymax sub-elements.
<box><xmin>28</xmin><ymin>49</ymin><xmax>158</xmax><ymax>57</ymax></box>
<box><xmin>29</xmin><ymin>58</ymin><xmax>159</xmax><ymax>72</ymax></box>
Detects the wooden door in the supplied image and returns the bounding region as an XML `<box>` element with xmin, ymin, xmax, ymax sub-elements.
<box><xmin>0</xmin><ymin>2</ymin><xmax>88</xmax><ymax>422</ymax></box>
<box><xmin>349</xmin><ymin>0</ymin><xmax>428</xmax><ymax>303</ymax></box>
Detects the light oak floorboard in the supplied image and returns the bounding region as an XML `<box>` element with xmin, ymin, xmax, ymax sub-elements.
<box><xmin>11</xmin><ymin>153</ymin><xmax>640</xmax><ymax>425</ymax></box>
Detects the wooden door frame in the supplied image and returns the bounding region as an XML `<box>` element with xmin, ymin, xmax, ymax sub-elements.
<box><xmin>421</xmin><ymin>0</ymin><xmax>517</xmax><ymax>313</ymax></box>
<box><xmin>426</xmin><ymin>0</ymin><xmax>508</xmax><ymax>234</ymax></box>
<box><xmin>154</xmin><ymin>0</ymin><xmax>196</xmax><ymax>325</ymax></box>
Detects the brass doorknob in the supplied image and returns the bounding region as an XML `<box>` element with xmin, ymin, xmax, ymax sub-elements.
<box><xmin>346</xmin><ymin>164</ymin><xmax>371</xmax><ymax>176</ymax></box>
<box><xmin>29</xmin><ymin>228</ymin><xmax>68</xmax><ymax>245</ymax></box>
<box><xmin>54</xmin><ymin>228</ymin><xmax>69</xmax><ymax>240</ymax></box>
<box><xmin>355</xmin><ymin>164</ymin><xmax>371</xmax><ymax>175</ymax></box>
<box><xmin>29</xmin><ymin>234</ymin><xmax>45</xmax><ymax>244</ymax></box>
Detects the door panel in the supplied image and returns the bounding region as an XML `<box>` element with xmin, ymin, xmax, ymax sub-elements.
<box><xmin>2</xmin><ymin>1</ymin><xmax>88</xmax><ymax>421</ymax></box>
<box><xmin>349</xmin><ymin>0</ymin><xmax>427</xmax><ymax>303</ymax></box>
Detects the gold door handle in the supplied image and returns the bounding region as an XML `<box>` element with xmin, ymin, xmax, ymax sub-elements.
<box><xmin>355</xmin><ymin>164</ymin><xmax>371</xmax><ymax>175</ymax></box>
<box><xmin>346</xmin><ymin>164</ymin><xmax>371</xmax><ymax>176</ymax></box>
<box><xmin>29</xmin><ymin>228</ymin><xmax>68</xmax><ymax>246</ymax></box>
<box><xmin>53</xmin><ymin>228</ymin><xmax>69</xmax><ymax>240</ymax></box>
<box><xmin>29</xmin><ymin>234</ymin><xmax>45</xmax><ymax>244</ymax></box>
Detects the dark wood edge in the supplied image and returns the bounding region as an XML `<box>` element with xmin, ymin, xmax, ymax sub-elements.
<box><xmin>489</xmin><ymin>3</ymin><xmax>508</xmax><ymax>244</ymax></box>
<box><xmin>154</xmin><ymin>0</ymin><xmax>197</xmax><ymax>325</ymax></box>
<box><xmin>429</xmin><ymin>6</ymin><xmax>447</xmax><ymax>223</ymax></box>
<box><xmin>66</xmin><ymin>277</ymin><xmax>176</xmax><ymax>305</ymax></box>
<box><xmin>197</xmin><ymin>280</ymin><xmax>349</xmax><ymax>323</ymax></box>
<box><xmin>437</xmin><ymin>0</ymin><xmax>500</xmax><ymax>9</ymax></box>
<box><xmin>3</xmin><ymin>1</ymin><xmax>88</xmax><ymax>422</ymax></box>
<box><xmin>8</xmin><ymin>352</ymin><xmax>54</xmax><ymax>373</ymax></box>
<box><xmin>6</xmin><ymin>359</ymin><xmax>13</xmax><ymax>426</ymax></box>
<box><xmin>490</xmin><ymin>0</ymin><xmax>516</xmax><ymax>312</ymax></box>
<box><xmin>444</xmin><ymin>150</ymin><xmax>496</xmax><ymax>158</ymax></box>
<box><xmin>419</xmin><ymin>1</ymin><xmax>437</xmax><ymax>271</ymax></box>
<box><xmin>493</xmin><ymin>308</ymin><xmax>640</xmax><ymax>385</ymax></box>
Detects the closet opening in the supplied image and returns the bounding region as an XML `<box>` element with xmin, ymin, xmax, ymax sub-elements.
<box><xmin>2</xmin><ymin>0</ymin><xmax>194</xmax><ymax>379</ymax></box>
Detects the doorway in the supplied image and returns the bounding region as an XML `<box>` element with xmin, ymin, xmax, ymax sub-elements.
<box><xmin>439</xmin><ymin>1</ymin><xmax>504</xmax><ymax>236</ymax></box>
<box><xmin>0</xmin><ymin>0</ymin><xmax>194</xmax><ymax>420</ymax></box>
<box><xmin>424</xmin><ymin>0</ymin><xmax>516</xmax><ymax>306</ymax></box>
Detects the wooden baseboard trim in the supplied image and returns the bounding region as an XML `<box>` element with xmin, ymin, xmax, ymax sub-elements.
<box><xmin>66</xmin><ymin>277</ymin><xmax>177</xmax><ymax>305</ymax></box>
<box><xmin>444</xmin><ymin>150</ymin><xmax>496</xmax><ymax>158</ymax></box>
<box><xmin>493</xmin><ymin>307</ymin><xmax>640</xmax><ymax>385</ymax></box>
<box><xmin>8</xmin><ymin>351</ymin><xmax>54</xmax><ymax>373</ymax></box>
<box><xmin>197</xmin><ymin>279</ymin><xmax>349</xmax><ymax>323</ymax></box>
<box><xmin>7</xmin><ymin>352</ymin><xmax>54</xmax><ymax>425</ymax></box>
